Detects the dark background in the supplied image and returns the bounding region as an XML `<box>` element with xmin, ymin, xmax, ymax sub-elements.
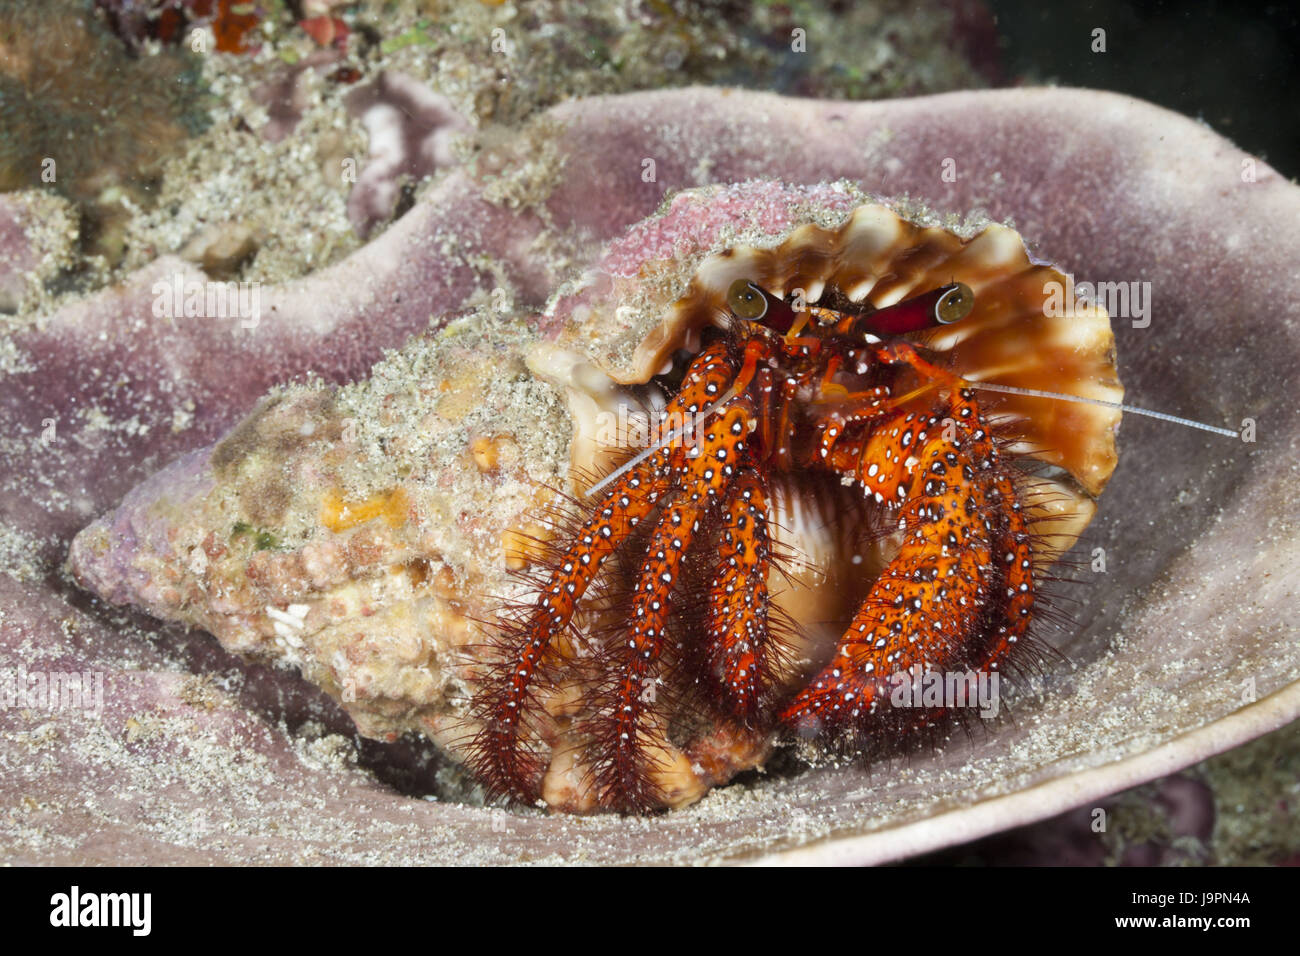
<box><xmin>986</xmin><ymin>0</ymin><xmax>1299</xmax><ymax>177</ymax></box>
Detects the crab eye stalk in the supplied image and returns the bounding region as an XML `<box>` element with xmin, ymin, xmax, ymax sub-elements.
<box><xmin>725</xmin><ymin>279</ymin><xmax>800</xmax><ymax>333</ymax></box>
<box><xmin>727</xmin><ymin>279</ymin><xmax>769</xmax><ymax>321</ymax></box>
<box><xmin>857</xmin><ymin>282</ymin><xmax>976</xmax><ymax>336</ymax></box>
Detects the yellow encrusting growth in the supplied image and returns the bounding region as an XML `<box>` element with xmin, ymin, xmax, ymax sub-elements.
<box><xmin>320</xmin><ymin>487</ymin><xmax>411</xmax><ymax>533</ymax></box>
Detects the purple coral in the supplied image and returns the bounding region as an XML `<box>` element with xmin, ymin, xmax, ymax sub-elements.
<box><xmin>0</xmin><ymin>84</ymin><xmax>1296</xmax><ymax>863</ymax></box>
<box><xmin>344</xmin><ymin>73</ymin><xmax>471</xmax><ymax>238</ymax></box>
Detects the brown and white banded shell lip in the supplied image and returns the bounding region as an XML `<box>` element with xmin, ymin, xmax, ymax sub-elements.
<box><xmin>530</xmin><ymin>193</ymin><xmax>1124</xmax><ymax>577</ymax></box>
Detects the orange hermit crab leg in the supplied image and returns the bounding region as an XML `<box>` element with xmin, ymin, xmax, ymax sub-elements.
<box><xmin>822</xmin><ymin>408</ymin><xmax>944</xmax><ymax>506</ymax></box>
<box><xmin>705</xmin><ymin>467</ymin><xmax>774</xmax><ymax>726</ymax></box>
<box><xmin>782</xmin><ymin>344</ymin><xmax>1032</xmax><ymax>737</ymax></box>
<box><xmin>984</xmin><ymin>470</ymin><xmax>1034</xmax><ymax>670</ymax></box>
<box><xmin>782</xmin><ymin>406</ymin><xmax>999</xmax><ymax>731</ymax></box>
<box><xmin>469</xmin><ymin>457</ymin><xmax>673</xmax><ymax>802</ymax></box>
<box><xmin>469</xmin><ymin>342</ymin><xmax>740</xmax><ymax>803</ymax></box>
<box><xmin>586</xmin><ymin>403</ymin><xmax>755</xmax><ymax>810</ymax></box>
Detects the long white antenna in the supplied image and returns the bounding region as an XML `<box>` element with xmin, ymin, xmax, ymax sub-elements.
<box><xmin>582</xmin><ymin>423</ymin><xmax>686</xmax><ymax>500</ymax></box>
<box><xmin>582</xmin><ymin>396</ymin><xmax>729</xmax><ymax>500</ymax></box>
<box><xmin>963</xmin><ymin>381</ymin><xmax>1240</xmax><ymax>438</ymax></box>
<box><xmin>583</xmin><ymin>378</ymin><xmax>1239</xmax><ymax>500</ymax></box>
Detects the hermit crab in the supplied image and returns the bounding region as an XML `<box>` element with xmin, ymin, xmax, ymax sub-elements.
<box><xmin>68</xmin><ymin>181</ymin><xmax>1141</xmax><ymax>816</ymax></box>
<box><xmin>465</xmin><ymin>185</ymin><xmax>1125</xmax><ymax>812</ymax></box>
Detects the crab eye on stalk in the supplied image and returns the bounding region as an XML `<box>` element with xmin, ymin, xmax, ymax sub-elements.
<box><xmin>859</xmin><ymin>282</ymin><xmax>976</xmax><ymax>336</ymax></box>
<box><xmin>727</xmin><ymin>279</ymin><xmax>799</xmax><ymax>334</ymax></box>
<box><xmin>727</xmin><ymin>279</ymin><xmax>769</xmax><ymax>320</ymax></box>
<box><xmin>934</xmin><ymin>281</ymin><xmax>975</xmax><ymax>324</ymax></box>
